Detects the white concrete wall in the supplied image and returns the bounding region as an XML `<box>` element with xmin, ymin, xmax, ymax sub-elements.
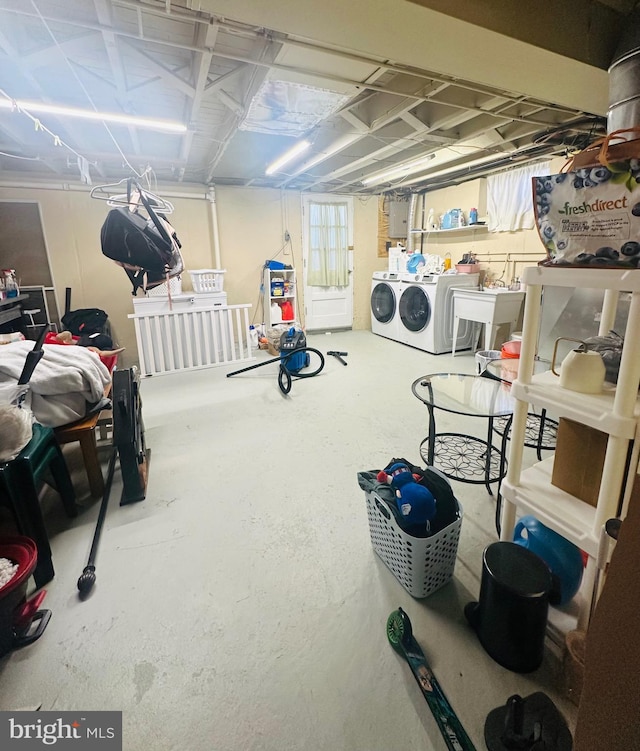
<box><xmin>0</xmin><ymin>184</ymin><xmax>381</xmax><ymax>366</ymax></box>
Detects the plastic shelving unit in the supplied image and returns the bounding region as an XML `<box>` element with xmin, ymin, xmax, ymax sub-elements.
<box><xmin>499</xmin><ymin>265</ymin><xmax>640</xmax><ymax>628</ymax></box>
<box><xmin>264</xmin><ymin>267</ymin><xmax>296</xmax><ymax>327</ymax></box>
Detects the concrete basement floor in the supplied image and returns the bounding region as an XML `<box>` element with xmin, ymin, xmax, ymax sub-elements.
<box><xmin>0</xmin><ymin>330</ymin><xmax>579</xmax><ymax>750</ymax></box>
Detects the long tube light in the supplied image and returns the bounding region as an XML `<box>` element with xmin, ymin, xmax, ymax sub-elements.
<box><xmin>0</xmin><ymin>99</ymin><xmax>187</xmax><ymax>133</ymax></box>
<box><xmin>398</xmin><ymin>151</ymin><xmax>515</xmax><ymax>188</ymax></box>
<box><xmin>265</xmin><ymin>140</ymin><xmax>310</xmax><ymax>175</ymax></box>
<box><xmin>361</xmin><ymin>152</ymin><xmax>436</xmax><ymax>186</ymax></box>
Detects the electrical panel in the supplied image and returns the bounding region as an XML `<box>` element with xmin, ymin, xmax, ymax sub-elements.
<box><xmin>388</xmin><ymin>199</ymin><xmax>409</xmax><ymax>238</ymax></box>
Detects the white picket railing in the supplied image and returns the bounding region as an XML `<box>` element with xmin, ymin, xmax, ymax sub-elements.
<box><xmin>128</xmin><ymin>303</ymin><xmax>254</xmax><ymax>376</ymax></box>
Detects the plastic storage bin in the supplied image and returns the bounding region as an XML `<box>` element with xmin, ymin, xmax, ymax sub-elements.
<box><xmin>188</xmin><ymin>269</ymin><xmax>226</xmax><ymax>294</ymax></box>
<box><xmin>364</xmin><ymin>488</ymin><xmax>463</xmax><ymax>598</ymax></box>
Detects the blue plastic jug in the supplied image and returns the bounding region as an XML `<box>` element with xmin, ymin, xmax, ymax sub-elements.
<box><xmin>513</xmin><ymin>516</ymin><xmax>584</xmax><ymax>606</ymax></box>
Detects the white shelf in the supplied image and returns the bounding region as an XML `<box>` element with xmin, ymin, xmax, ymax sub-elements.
<box><xmin>501</xmin><ymin>457</ymin><xmax>599</xmax><ymax>557</ymax></box>
<box><xmin>502</xmin><ymin>265</ymin><xmax>640</xmax><ymax>629</ymax></box>
<box><xmin>264</xmin><ymin>267</ymin><xmax>297</xmax><ymax>327</ymax></box>
<box><xmin>410</xmin><ymin>224</ymin><xmax>487</xmax><ymax>234</ymax></box>
<box><xmin>522</xmin><ymin>265</ymin><xmax>640</xmax><ymax>292</ymax></box>
<box><xmin>511</xmin><ymin>371</ymin><xmax>640</xmax><ymax>439</ymax></box>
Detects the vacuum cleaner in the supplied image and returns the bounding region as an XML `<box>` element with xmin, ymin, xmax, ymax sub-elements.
<box><xmin>227</xmin><ymin>326</ymin><xmax>325</xmax><ymax>394</ymax></box>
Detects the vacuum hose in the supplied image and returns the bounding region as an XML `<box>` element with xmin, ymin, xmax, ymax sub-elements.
<box><xmin>226</xmin><ymin>347</ymin><xmax>325</xmax><ymax>394</ymax></box>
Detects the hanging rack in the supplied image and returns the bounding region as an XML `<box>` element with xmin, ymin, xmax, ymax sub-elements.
<box><xmin>89</xmin><ymin>178</ymin><xmax>174</xmax><ymax>214</ymax></box>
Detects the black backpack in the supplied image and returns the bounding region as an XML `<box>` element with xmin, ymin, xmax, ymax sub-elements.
<box><xmin>60</xmin><ymin>287</ymin><xmax>111</xmax><ymax>339</ymax></box>
<box><xmin>100</xmin><ymin>183</ymin><xmax>184</xmax><ymax>295</ymax></box>
<box><xmin>61</xmin><ymin>308</ymin><xmax>109</xmax><ymax>337</ymax></box>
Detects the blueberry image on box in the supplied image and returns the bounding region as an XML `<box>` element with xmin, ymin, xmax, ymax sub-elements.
<box><xmin>621</xmin><ymin>241</ymin><xmax>640</xmax><ymax>256</ymax></box>
<box><xmin>589</xmin><ymin>166</ymin><xmax>612</xmax><ymax>183</ymax></box>
<box><xmin>596</xmin><ymin>247</ymin><xmax>619</xmax><ymax>260</ymax></box>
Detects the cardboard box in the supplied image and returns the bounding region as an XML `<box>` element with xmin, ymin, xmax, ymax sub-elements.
<box><xmin>551</xmin><ymin>418</ymin><xmax>607</xmax><ymax>507</ymax></box>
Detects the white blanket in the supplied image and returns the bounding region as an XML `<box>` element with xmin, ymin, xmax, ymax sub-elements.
<box><xmin>0</xmin><ymin>342</ymin><xmax>111</xmax><ymax>427</ymax></box>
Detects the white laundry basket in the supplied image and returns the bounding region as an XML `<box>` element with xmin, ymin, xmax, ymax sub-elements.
<box><xmin>364</xmin><ymin>489</ymin><xmax>463</xmax><ymax>598</ymax></box>
<box><xmin>188</xmin><ymin>269</ymin><xmax>226</xmax><ymax>294</ymax></box>
<box><xmin>145</xmin><ymin>276</ymin><xmax>182</xmax><ymax>297</ymax></box>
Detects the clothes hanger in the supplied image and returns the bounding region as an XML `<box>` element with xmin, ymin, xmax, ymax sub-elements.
<box><xmin>90</xmin><ymin>178</ymin><xmax>174</xmax><ymax>214</ymax></box>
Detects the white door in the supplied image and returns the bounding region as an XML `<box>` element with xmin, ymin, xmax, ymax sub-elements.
<box><xmin>302</xmin><ymin>194</ymin><xmax>354</xmax><ymax>331</ymax></box>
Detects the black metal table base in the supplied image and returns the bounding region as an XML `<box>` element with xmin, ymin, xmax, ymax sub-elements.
<box><xmin>492</xmin><ymin>412</ymin><xmax>558</xmax><ymax>461</ymax></box>
<box><xmin>419</xmin><ymin>433</ymin><xmax>505</xmax><ymax>495</ymax></box>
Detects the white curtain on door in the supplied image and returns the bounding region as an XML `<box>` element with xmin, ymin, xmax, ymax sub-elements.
<box><xmin>487</xmin><ymin>161</ymin><xmax>551</xmax><ymax>232</ymax></box>
<box><xmin>307</xmin><ymin>202</ymin><xmax>349</xmax><ymax>286</ymax></box>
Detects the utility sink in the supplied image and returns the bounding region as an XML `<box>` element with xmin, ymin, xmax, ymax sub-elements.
<box><xmin>451</xmin><ymin>287</ymin><xmax>525</xmax><ymax>355</ymax></box>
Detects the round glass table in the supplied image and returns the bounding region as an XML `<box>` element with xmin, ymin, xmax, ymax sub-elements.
<box><xmin>411</xmin><ymin>373</ymin><xmax>515</xmax><ymax>494</ymax></box>
<box><xmin>483</xmin><ymin>358</ymin><xmax>558</xmax><ymax>461</ymax></box>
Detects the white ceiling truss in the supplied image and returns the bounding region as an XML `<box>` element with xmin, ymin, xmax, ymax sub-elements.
<box><xmin>0</xmin><ymin>0</ymin><xmax>608</xmax><ymax>195</ymax></box>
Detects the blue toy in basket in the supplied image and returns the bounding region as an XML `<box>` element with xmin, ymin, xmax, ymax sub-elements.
<box><xmin>513</xmin><ymin>515</ymin><xmax>584</xmax><ymax>606</ymax></box>
<box><xmin>377</xmin><ymin>463</ymin><xmax>436</xmax><ymax>528</ymax></box>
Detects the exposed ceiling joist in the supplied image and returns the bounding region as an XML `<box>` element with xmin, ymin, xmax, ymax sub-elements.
<box><xmin>0</xmin><ymin>1</ymin><xmax>613</xmax><ymax>192</ymax></box>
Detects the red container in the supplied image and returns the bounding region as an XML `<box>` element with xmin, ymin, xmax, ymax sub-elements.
<box><xmin>501</xmin><ymin>340</ymin><xmax>521</xmax><ymax>359</ymax></box>
<box><xmin>0</xmin><ymin>536</ymin><xmax>38</xmax><ymax>598</ymax></box>
<box><xmin>279</xmin><ymin>300</ymin><xmax>294</xmax><ymax>322</ymax></box>
<box><xmin>0</xmin><ymin>536</ymin><xmax>49</xmax><ymax>657</ymax></box>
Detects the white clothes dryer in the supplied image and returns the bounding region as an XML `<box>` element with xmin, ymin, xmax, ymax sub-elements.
<box><xmin>396</xmin><ymin>272</ymin><xmax>479</xmax><ymax>353</ymax></box>
<box><xmin>370</xmin><ymin>271</ymin><xmax>401</xmax><ymax>341</ymax></box>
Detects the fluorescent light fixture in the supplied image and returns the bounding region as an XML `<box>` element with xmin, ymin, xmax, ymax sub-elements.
<box><xmin>361</xmin><ymin>152</ymin><xmax>436</xmax><ymax>186</ymax></box>
<box><xmin>265</xmin><ymin>140</ymin><xmax>311</xmax><ymax>175</ymax></box>
<box><xmin>0</xmin><ymin>99</ymin><xmax>187</xmax><ymax>133</ymax></box>
<box><xmin>362</xmin><ymin>132</ymin><xmax>508</xmax><ymax>187</ymax></box>
<box><xmin>398</xmin><ymin>152</ymin><xmax>510</xmax><ymax>188</ymax></box>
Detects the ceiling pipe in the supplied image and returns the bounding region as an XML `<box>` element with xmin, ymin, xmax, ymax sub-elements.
<box><xmin>206</xmin><ymin>186</ymin><xmax>222</xmax><ymax>270</ymax></box>
<box><xmin>608</xmin><ymin>11</ymin><xmax>640</xmax><ymax>133</ymax></box>
<box><xmin>406</xmin><ymin>193</ymin><xmax>418</xmax><ymax>251</ymax></box>
<box><xmin>0</xmin><ymin>178</ymin><xmax>210</xmax><ymax>199</ymax></box>
<box><xmin>398</xmin><ymin>144</ymin><xmax>558</xmax><ymax>194</ymax></box>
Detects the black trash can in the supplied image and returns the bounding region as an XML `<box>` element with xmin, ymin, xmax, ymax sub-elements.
<box><xmin>465</xmin><ymin>541</ymin><xmax>553</xmax><ymax>673</ymax></box>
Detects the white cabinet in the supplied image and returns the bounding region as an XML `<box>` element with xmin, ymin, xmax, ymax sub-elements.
<box><xmin>500</xmin><ymin>266</ymin><xmax>640</xmax><ymax>628</ymax></box>
<box><xmin>264</xmin><ymin>267</ymin><xmax>297</xmax><ymax>327</ymax></box>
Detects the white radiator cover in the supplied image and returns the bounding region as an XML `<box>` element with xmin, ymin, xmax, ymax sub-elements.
<box><xmin>129</xmin><ymin>294</ymin><xmax>254</xmax><ymax>376</ymax></box>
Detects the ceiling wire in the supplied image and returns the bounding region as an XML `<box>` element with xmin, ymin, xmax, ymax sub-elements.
<box><xmin>29</xmin><ymin>0</ymin><xmax>147</xmax><ymax>180</ymax></box>
<box><xmin>0</xmin><ymin>150</ymin><xmax>41</xmax><ymax>161</ymax></box>
<box><xmin>0</xmin><ymin>87</ymin><xmax>95</xmax><ymax>169</ymax></box>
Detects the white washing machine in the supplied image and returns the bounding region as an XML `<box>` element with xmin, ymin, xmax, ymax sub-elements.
<box><xmin>370</xmin><ymin>271</ymin><xmax>401</xmax><ymax>341</ymax></box>
<box><xmin>396</xmin><ymin>272</ymin><xmax>479</xmax><ymax>353</ymax></box>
